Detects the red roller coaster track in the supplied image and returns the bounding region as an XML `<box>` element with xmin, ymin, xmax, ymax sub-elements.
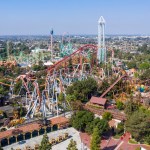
<box><xmin>47</xmin><ymin>44</ymin><xmax>98</xmax><ymax>73</ymax></box>
<box><xmin>47</xmin><ymin>44</ymin><xmax>126</xmax><ymax>99</ymax></box>
<box><xmin>100</xmin><ymin>74</ymin><xmax>127</xmax><ymax>98</ymax></box>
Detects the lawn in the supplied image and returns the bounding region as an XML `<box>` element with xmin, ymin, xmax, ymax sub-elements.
<box><xmin>113</xmin><ymin>134</ymin><xmax>121</xmax><ymax>139</ymax></box>
<box><xmin>129</xmin><ymin>139</ymin><xmax>138</xmax><ymax>144</ymax></box>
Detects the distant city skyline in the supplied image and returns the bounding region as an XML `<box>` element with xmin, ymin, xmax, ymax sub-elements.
<box><xmin>0</xmin><ymin>0</ymin><xmax>150</xmax><ymax>35</ymax></box>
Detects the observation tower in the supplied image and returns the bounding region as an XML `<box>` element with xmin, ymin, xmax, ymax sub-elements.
<box><xmin>97</xmin><ymin>16</ymin><xmax>106</xmax><ymax>63</ymax></box>
<box><xmin>48</xmin><ymin>29</ymin><xmax>53</xmax><ymax>60</ymax></box>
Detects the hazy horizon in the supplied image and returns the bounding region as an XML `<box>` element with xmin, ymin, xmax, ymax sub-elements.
<box><xmin>1</xmin><ymin>34</ymin><xmax>150</xmax><ymax>37</ymax></box>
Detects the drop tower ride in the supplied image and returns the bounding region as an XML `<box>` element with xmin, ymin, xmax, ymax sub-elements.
<box><xmin>97</xmin><ymin>16</ymin><xmax>106</xmax><ymax>63</ymax></box>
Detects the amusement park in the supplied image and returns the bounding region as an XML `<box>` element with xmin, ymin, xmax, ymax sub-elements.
<box><xmin>0</xmin><ymin>16</ymin><xmax>150</xmax><ymax>150</ymax></box>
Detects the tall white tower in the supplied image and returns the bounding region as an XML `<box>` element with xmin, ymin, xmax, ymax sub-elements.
<box><xmin>48</xmin><ymin>29</ymin><xmax>54</xmax><ymax>60</ymax></box>
<box><xmin>97</xmin><ymin>16</ymin><xmax>106</xmax><ymax>63</ymax></box>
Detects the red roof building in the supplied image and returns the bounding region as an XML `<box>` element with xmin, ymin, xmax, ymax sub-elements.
<box><xmin>108</xmin><ymin>119</ymin><xmax>119</xmax><ymax>128</ymax></box>
<box><xmin>49</xmin><ymin>116</ymin><xmax>69</xmax><ymax>129</ymax></box>
<box><xmin>0</xmin><ymin>122</ymin><xmax>42</xmax><ymax>140</ymax></box>
<box><xmin>80</xmin><ymin>132</ymin><xmax>150</xmax><ymax>150</ymax></box>
<box><xmin>89</xmin><ymin>96</ymin><xmax>107</xmax><ymax>108</ymax></box>
<box><xmin>80</xmin><ymin>132</ymin><xmax>91</xmax><ymax>149</ymax></box>
<box><xmin>0</xmin><ymin>116</ymin><xmax>69</xmax><ymax>141</ymax></box>
<box><xmin>50</xmin><ymin>116</ymin><xmax>68</xmax><ymax>125</ymax></box>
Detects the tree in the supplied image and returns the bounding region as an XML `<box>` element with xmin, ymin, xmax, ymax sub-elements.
<box><xmin>140</xmin><ymin>69</ymin><xmax>150</xmax><ymax>80</ymax></box>
<box><xmin>32</xmin><ymin>64</ymin><xmax>46</xmax><ymax>71</ymax></box>
<box><xmin>125</xmin><ymin>109</ymin><xmax>150</xmax><ymax>143</ymax></box>
<box><xmin>0</xmin><ymin>79</ymin><xmax>10</xmax><ymax>95</ymax></box>
<box><xmin>145</xmin><ymin>134</ymin><xmax>150</xmax><ymax>145</ymax></box>
<box><xmin>137</xmin><ymin>44</ymin><xmax>150</xmax><ymax>54</ymax></box>
<box><xmin>96</xmin><ymin>118</ymin><xmax>109</xmax><ymax>134</ymax></box>
<box><xmin>58</xmin><ymin>92</ymin><xmax>65</xmax><ymax>103</ymax></box>
<box><xmin>90</xmin><ymin>127</ymin><xmax>101</xmax><ymax>150</ymax></box>
<box><xmin>70</xmin><ymin>110</ymin><xmax>94</xmax><ymax>131</ymax></box>
<box><xmin>66</xmin><ymin>94</ymin><xmax>76</xmax><ymax>111</ymax></box>
<box><xmin>66</xmin><ymin>77</ymin><xmax>98</xmax><ymax>102</ymax></box>
<box><xmin>70</xmin><ymin>100</ymin><xmax>83</xmax><ymax>111</ymax></box>
<box><xmin>134</xmin><ymin>72</ymin><xmax>139</xmax><ymax>78</ymax></box>
<box><xmin>116</xmin><ymin>122</ymin><xmax>124</xmax><ymax>135</ymax></box>
<box><xmin>139</xmin><ymin>62</ymin><xmax>150</xmax><ymax>70</ymax></box>
<box><xmin>66</xmin><ymin>94</ymin><xmax>76</xmax><ymax>102</ymax></box>
<box><xmin>14</xmin><ymin>80</ymin><xmax>22</xmax><ymax>95</ymax></box>
<box><xmin>102</xmin><ymin>112</ymin><xmax>112</xmax><ymax>121</ymax></box>
<box><xmin>116</xmin><ymin>101</ymin><xmax>124</xmax><ymax>110</ymax></box>
<box><xmin>39</xmin><ymin>132</ymin><xmax>51</xmax><ymax>150</ymax></box>
<box><xmin>85</xmin><ymin>118</ymin><xmax>109</xmax><ymax>135</ymax></box>
<box><xmin>98</xmin><ymin>79</ymin><xmax>109</xmax><ymax>95</ymax></box>
<box><xmin>19</xmin><ymin>105</ymin><xmax>26</xmax><ymax>117</ymax></box>
<box><xmin>126</xmin><ymin>61</ymin><xmax>137</xmax><ymax>69</ymax></box>
<box><xmin>124</xmin><ymin>100</ymin><xmax>139</xmax><ymax>116</ymax></box>
<box><xmin>92</xmin><ymin>66</ymin><xmax>99</xmax><ymax>76</ymax></box>
<box><xmin>67</xmin><ymin>139</ymin><xmax>78</xmax><ymax>150</ymax></box>
<box><xmin>58</xmin><ymin>92</ymin><xmax>67</xmax><ymax>116</ymax></box>
<box><xmin>15</xmin><ymin>67</ymin><xmax>21</xmax><ymax>75</ymax></box>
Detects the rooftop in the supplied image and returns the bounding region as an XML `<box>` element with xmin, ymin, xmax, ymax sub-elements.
<box><xmin>79</xmin><ymin>132</ymin><xmax>91</xmax><ymax>148</ymax></box>
<box><xmin>0</xmin><ymin>116</ymin><xmax>69</xmax><ymax>140</ymax></box>
<box><xmin>80</xmin><ymin>132</ymin><xmax>150</xmax><ymax>150</ymax></box>
<box><xmin>90</xmin><ymin>96</ymin><xmax>107</xmax><ymax>106</ymax></box>
<box><xmin>50</xmin><ymin>116</ymin><xmax>69</xmax><ymax>125</ymax></box>
<box><xmin>0</xmin><ymin>122</ymin><xmax>42</xmax><ymax>140</ymax></box>
<box><xmin>108</xmin><ymin>119</ymin><xmax>118</xmax><ymax>128</ymax></box>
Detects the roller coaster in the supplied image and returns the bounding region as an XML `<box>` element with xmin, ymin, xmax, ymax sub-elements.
<box><xmin>0</xmin><ymin>44</ymin><xmax>124</xmax><ymax>121</ymax></box>
<box><xmin>0</xmin><ymin>49</ymin><xmax>51</xmax><ymax>66</ymax></box>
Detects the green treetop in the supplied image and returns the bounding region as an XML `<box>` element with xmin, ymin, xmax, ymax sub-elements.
<box><xmin>70</xmin><ymin>110</ymin><xmax>94</xmax><ymax>131</ymax></box>
<box><xmin>125</xmin><ymin>109</ymin><xmax>150</xmax><ymax>144</ymax></box>
<box><xmin>102</xmin><ymin>112</ymin><xmax>113</xmax><ymax>121</ymax></box>
<box><xmin>85</xmin><ymin>118</ymin><xmax>109</xmax><ymax>135</ymax></box>
<box><xmin>58</xmin><ymin>92</ymin><xmax>65</xmax><ymax>103</ymax></box>
<box><xmin>90</xmin><ymin>127</ymin><xmax>101</xmax><ymax>150</ymax></box>
<box><xmin>66</xmin><ymin>77</ymin><xmax>98</xmax><ymax>102</ymax></box>
<box><xmin>67</xmin><ymin>139</ymin><xmax>78</xmax><ymax>150</ymax></box>
<box><xmin>124</xmin><ymin>100</ymin><xmax>139</xmax><ymax>116</ymax></box>
<box><xmin>39</xmin><ymin>132</ymin><xmax>51</xmax><ymax>150</ymax></box>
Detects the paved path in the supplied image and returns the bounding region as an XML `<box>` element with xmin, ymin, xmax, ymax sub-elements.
<box><xmin>114</xmin><ymin>141</ymin><xmax>123</xmax><ymax>150</ymax></box>
<box><xmin>3</xmin><ymin>127</ymin><xmax>82</xmax><ymax>150</ymax></box>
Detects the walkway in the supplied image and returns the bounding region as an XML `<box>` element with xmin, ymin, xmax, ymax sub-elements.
<box><xmin>3</xmin><ymin>127</ymin><xmax>82</xmax><ymax>150</ymax></box>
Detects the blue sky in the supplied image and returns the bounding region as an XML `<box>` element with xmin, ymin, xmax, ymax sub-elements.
<box><xmin>0</xmin><ymin>0</ymin><xmax>150</xmax><ymax>35</ymax></box>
